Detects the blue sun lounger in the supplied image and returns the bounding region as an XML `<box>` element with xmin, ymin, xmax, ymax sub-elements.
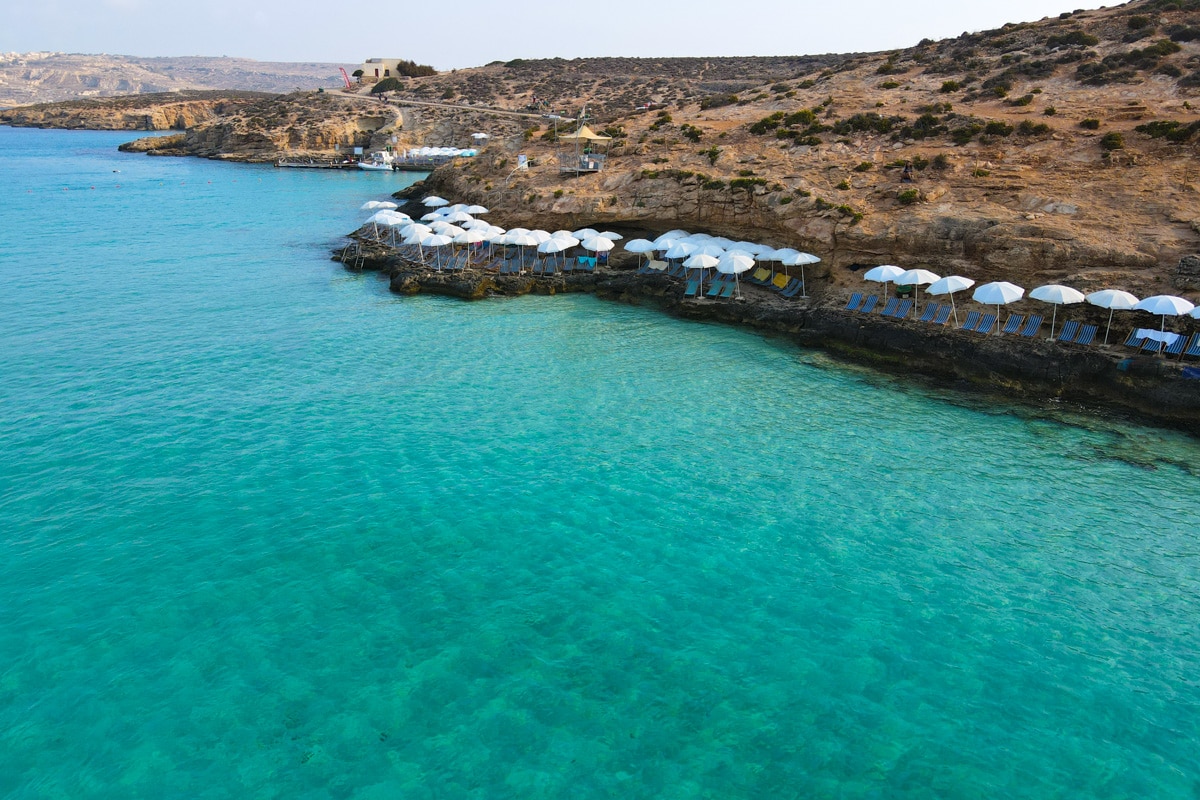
<box><xmin>1074</xmin><ymin>324</ymin><xmax>1098</xmax><ymax>346</ymax></box>
<box><xmin>684</xmin><ymin>279</ymin><xmax>700</xmax><ymax>297</ymax></box>
<box><xmin>720</xmin><ymin>282</ymin><xmax>736</xmax><ymax>299</ymax></box>
<box><xmin>860</xmin><ymin>295</ymin><xmax>879</xmax><ymax>313</ymax></box>
<box><xmin>917</xmin><ymin>303</ymin><xmax>939</xmax><ymax>323</ymax></box>
<box><xmin>879</xmin><ymin>297</ymin><xmax>899</xmax><ymax>316</ymax></box>
<box><xmin>1056</xmin><ymin>320</ymin><xmax>1080</xmax><ymax>343</ymax></box>
<box><xmin>974</xmin><ymin>313</ymin><xmax>997</xmax><ymax>334</ymax></box>
<box><xmin>892</xmin><ymin>299</ymin><xmax>913</xmax><ymax>318</ymax></box>
<box><xmin>706</xmin><ymin>276</ymin><xmax>727</xmax><ymax>297</ymax></box>
<box><xmin>1184</xmin><ymin>333</ymin><xmax>1200</xmax><ymax>358</ymax></box>
<box><xmin>1166</xmin><ymin>335</ymin><xmax>1188</xmax><ymax>356</ymax></box>
<box><xmin>961</xmin><ymin>310</ymin><xmax>981</xmax><ymax>330</ymax></box>
<box><xmin>780</xmin><ymin>281</ymin><xmax>803</xmax><ymax>298</ymax></box>
<box><xmin>1125</xmin><ymin>329</ymin><xmax>1147</xmax><ymax>348</ymax></box>
<box><xmin>1019</xmin><ymin>315</ymin><xmax>1043</xmax><ymax>337</ymax></box>
<box><xmin>933</xmin><ymin>305</ymin><xmax>952</xmax><ymax>325</ymax></box>
<box><xmin>1001</xmin><ymin>314</ymin><xmax>1023</xmax><ymax>334</ymax></box>
<box><xmin>845</xmin><ymin>292</ymin><xmax>864</xmax><ymax>311</ymax></box>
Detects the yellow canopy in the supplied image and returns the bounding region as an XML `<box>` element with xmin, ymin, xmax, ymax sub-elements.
<box><xmin>558</xmin><ymin>125</ymin><xmax>611</xmax><ymax>141</ymax></box>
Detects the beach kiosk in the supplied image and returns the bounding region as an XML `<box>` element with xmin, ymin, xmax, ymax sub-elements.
<box><xmin>558</xmin><ymin>125</ymin><xmax>612</xmax><ymax>174</ymax></box>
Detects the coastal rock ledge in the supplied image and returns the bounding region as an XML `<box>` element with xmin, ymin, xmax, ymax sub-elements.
<box><xmin>336</xmin><ymin>242</ymin><xmax>1200</xmax><ymax>436</ymax></box>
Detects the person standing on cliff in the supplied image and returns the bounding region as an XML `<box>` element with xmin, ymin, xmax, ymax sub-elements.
<box><xmin>901</xmin><ymin>161</ymin><xmax>914</xmax><ymax>182</ymax></box>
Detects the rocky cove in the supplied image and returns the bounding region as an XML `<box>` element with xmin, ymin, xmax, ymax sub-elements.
<box><xmin>337</xmin><ymin>233</ymin><xmax>1200</xmax><ymax>437</ymax></box>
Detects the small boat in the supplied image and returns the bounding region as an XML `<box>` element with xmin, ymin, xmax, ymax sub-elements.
<box><xmin>358</xmin><ymin>151</ymin><xmax>394</xmax><ymax>171</ymax></box>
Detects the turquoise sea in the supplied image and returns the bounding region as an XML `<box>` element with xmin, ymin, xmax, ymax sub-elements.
<box><xmin>1</xmin><ymin>126</ymin><xmax>1199</xmax><ymax>798</ymax></box>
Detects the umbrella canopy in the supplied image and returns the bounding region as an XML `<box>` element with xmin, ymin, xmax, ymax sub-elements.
<box><xmin>683</xmin><ymin>253</ymin><xmax>719</xmax><ymax>296</ymax></box>
<box><xmin>893</xmin><ymin>268</ymin><xmax>940</xmax><ymax>319</ymax></box>
<box><xmin>420</xmin><ymin>233</ymin><xmax>455</xmax><ymax>270</ymax></box>
<box><xmin>896</xmin><ymin>268</ymin><xmax>940</xmax><ymax>286</ymax></box>
<box><xmin>453</xmin><ymin>229</ymin><xmax>487</xmax><ymax>245</ymax></box>
<box><xmin>420</xmin><ymin>211</ymin><xmax>444</xmax><ymax>221</ymax></box>
<box><xmin>973</xmin><ymin>281</ymin><xmax>1024</xmax><ymax>305</ymax></box>
<box><xmin>551</xmin><ymin>233</ymin><xmax>581</xmax><ymax>246</ymax></box>
<box><xmin>572</xmin><ymin>228</ymin><xmax>600</xmax><ymax>239</ymax></box>
<box><xmin>863</xmin><ymin>265</ymin><xmax>905</xmax><ymax>298</ymax></box>
<box><xmin>624</xmin><ymin>238</ymin><xmax>656</xmax><ymax>253</ymax></box>
<box><xmin>654</xmin><ymin>229</ymin><xmax>690</xmax><ymax>244</ymax></box>
<box><xmin>360</xmin><ymin>200</ymin><xmax>398</xmax><ymax>211</ymax></box>
<box><xmin>441</xmin><ymin>210</ymin><xmax>474</xmax><ymax>223</ymax></box>
<box><xmin>537</xmin><ymin>238</ymin><xmax>570</xmax><ymax>253</ymax></box>
<box><xmin>716</xmin><ymin>252</ymin><xmax>755</xmax><ymax>274</ymax></box>
<box><xmin>717</xmin><ymin>252</ymin><xmax>755</xmax><ymax>299</ymax></box>
<box><xmin>698</xmin><ymin>243</ymin><xmax>728</xmax><ymax>257</ymax></box>
<box><xmin>465</xmin><ymin>205</ymin><xmax>489</xmax><ymax>214</ymax></box>
<box><xmin>504</xmin><ymin>232</ymin><xmax>538</xmax><ymax>247</ymax></box>
<box><xmin>581</xmin><ymin>236</ymin><xmax>614</xmax><ymax>252</ymax></box>
<box><xmin>973</xmin><ymin>281</ymin><xmax>1024</xmax><ymax>333</ymax></box>
<box><xmin>462</xmin><ymin>218</ymin><xmax>493</xmax><ymax>231</ymax></box>
<box><xmin>664</xmin><ymin>241</ymin><xmax>698</xmax><ymax>260</ymax></box>
<box><xmin>597</xmin><ymin>231</ymin><xmax>624</xmax><ymax>241</ymax></box>
<box><xmin>926</xmin><ymin>275</ymin><xmax>975</xmax><ymax>326</ymax></box>
<box><xmin>429</xmin><ymin>222</ymin><xmax>465</xmax><ymax>237</ymax></box>
<box><xmin>1030</xmin><ymin>284</ymin><xmax>1086</xmax><ymax>340</ymax></box>
<box><xmin>683</xmin><ymin>253</ymin><xmax>720</xmax><ymax>269</ymax></box>
<box><xmin>1134</xmin><ymin>294</ymin><xmax>1195</xmax><ymax>350</ymax></box>
<box><xmin>422</xmin><ymin>196</ymin><xmax>450</xmax><ymax>207</ymax></box>
<box><xmin>1135</xmin><ymin>294</ymin><xmax>1194</xmax><ymax>316</ymax></box>
<box><xmin>528</xmin><ymin>230</ymin><xmax>552</xmax><ymax>244</ymax></box>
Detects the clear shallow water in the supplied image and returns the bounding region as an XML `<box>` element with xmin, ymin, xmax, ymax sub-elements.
<box><xmin>1</xmin><ymin>127</ymin><xmax>1199</xmax><ymax>799</ymax></box>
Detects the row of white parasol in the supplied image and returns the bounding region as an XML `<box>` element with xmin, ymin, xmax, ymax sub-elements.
<box><xmin>622</xmin><ymin>229</ymin><xmax>820</xmax><ymax>299</ymax></box>
<box><xmin>861</xmin><ymin>265</ymin><xmax>1197</xmax><ymax>342</ymax></box>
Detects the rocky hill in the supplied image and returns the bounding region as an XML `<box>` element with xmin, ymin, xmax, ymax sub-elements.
<box><xmin>399</xmin><ymin>0</ymin><xmax>1200</xmax><ymax>298</ymax></box>
<box><xmin>11</xmin><ymin>0</ymin><xmax>1200</xmax><ymax>299</ymax></box>
<box><xmin>0</xmin><ymin>52</ymin><xmax>344</xmax><ymax>107</ymax></box>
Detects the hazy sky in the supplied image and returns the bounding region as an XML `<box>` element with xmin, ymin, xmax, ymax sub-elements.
<box><xmin>3</xmin><ymin>0</ymin><xmax>1107</xmax><ymax>69</ymax></box>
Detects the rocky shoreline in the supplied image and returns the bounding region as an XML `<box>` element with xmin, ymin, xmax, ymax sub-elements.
<box><xmin>335</xmin><ymin>238</ymin><xmax>1200</xmax><ymax>437</ymax></box>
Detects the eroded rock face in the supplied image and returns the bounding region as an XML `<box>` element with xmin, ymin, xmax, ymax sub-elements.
<box><xmin>0</xmin><ymin>94</ymin><xmax>257</xmax><ymax>130</ymax></box>
<box><xmin>1176</xmin><ymin>254</ymin><xmax>1200</xmax><ymax>291</ymax></box>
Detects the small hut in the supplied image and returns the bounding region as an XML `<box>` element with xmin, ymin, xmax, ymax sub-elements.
<box><xmin>558</xmin><ymin>125</ymin><xmax>612</xmax><ymax>174</ymax></box>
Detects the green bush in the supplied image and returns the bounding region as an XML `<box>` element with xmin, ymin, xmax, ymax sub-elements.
<box><xmin>699</xmin><ymin>94</ymin><xmax>738</xmax><ymax>110</ymax></box>
<box><xmin>931</xmin><ymin>153</ymin><xmax>951</xmax><ymax>170</ymax></box>
<box><xmin>836</xmin><ymin>179</ymin><xmax>851</xmax><ymax>190</ymax></box>
<box><xmin>730</xmin><ymin>177</ymin><xmax>768</xmax><ymax>191</ymax></box>
<box><xmin>853</xmin><ymin>161</ymin><xmax>873</xmax><ymax>172</ymax></box>
<box><xmin>897</xmin><ymin>189</ymin><xmax>920</xmax><ymax>205</ymax></box>
<box><xmin>1100</xmin><ymin>132</ymin><xmax>1125</xmax><ymax>150</ymax></box>
<box><xmin>1046</xmin><ymin>30</ymin><xmax>1099</xmax><ymax>48</ymax></box>
<box><xmin>940</xmin><ymin>80</ymin><xmax>961</xmax><ymax>93</ymax></box>
<box><xmin>1017</xmin><ymin>120</ymin><xmax>1051</xmax><ymax>135</ymax></box>
<box><xmin>700</xmin><ymin>146</ymin><xmax>720</xmax><ymax>164</ymax></box>
<box><xmin>1011</xmin><ymin>94</ymin><xmax>1035</xmax><ymax>106</ymax></box>
<box><xmin>1128</xmin><ymin>14</ymin><xmax>1151</xmax><ymax>28</ymax></box>
<box><xmin>951</xmin><ymin>124</ymin><xmax>983</xmax><ymax>144</ymax></box>
<box><xmin>680</xmin><ymin>124</ymin><xmax>703</xmax><ymax>143</ymax></box>
<box><xmin>984</xmin><ymin>121</ymin><xmax>1014</xmax><ymax>136</ymax></box>
<box><xmin>1044</xmin><ymin>106</ymin><xmax>1057</xmax><ymax>116</ymax></box>
<box><xmin>778</xmin><ymin>195</ymin><xmax>794</xmax><ymax>204</ymax></box>
<box><xmin>1135</xmin><ymin>119</ymin><xmax>1200</xmax><ymax>141</ymax></box>
<box><xmin>1079</xmin><ymin>118</ymin><xmax>1101</xmax><ymax>129</ymax></box>
<box><xmin>370</xmin><ymin>77</ymin><xmax>404</xmax><ymax>94</ymax></box>
<box><xmin>880</xmin><ymin>81</ymin><xmax>901</xmax><ymax>89</ymax></box>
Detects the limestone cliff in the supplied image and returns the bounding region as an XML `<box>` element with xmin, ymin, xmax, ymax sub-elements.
<box><xmin>0</xmin><ymin>91</ymin><xmax>268</xmax><ymax>130</ymax></box>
